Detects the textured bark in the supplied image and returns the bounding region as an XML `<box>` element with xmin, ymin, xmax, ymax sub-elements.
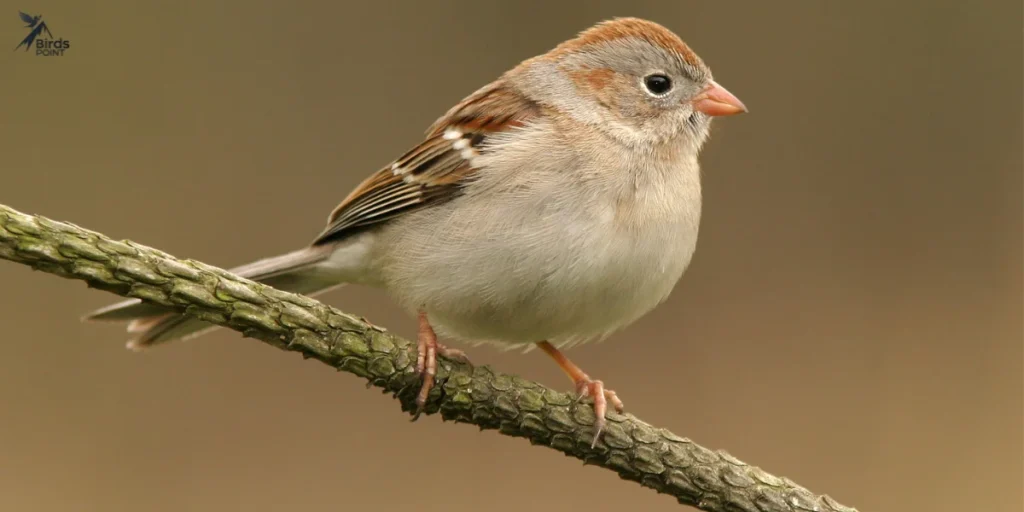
<box><xmin>0</xmin><ymin>203</ymin><xmax>857</xmax><ymax>512</ymax></box>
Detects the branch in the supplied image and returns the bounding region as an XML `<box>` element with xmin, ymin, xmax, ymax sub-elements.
<box><xmin>0</xmin><ymin>203</ymin><xmax>856</xmax><ymax>512</ymax></box>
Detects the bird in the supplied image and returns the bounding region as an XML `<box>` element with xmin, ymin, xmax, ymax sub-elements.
<box><xmin>85</xmin><ymin>17</ymin><xmax>746</xmax><ymax>442</ymax></box>
<box><xmin>14</xmin><ymin>12</ymin><xmax>51</xmax><ymax>52</ymax></box>
<box><xmin>18</xmin><ymin>12</ymin><xmax>41</xmax><ymax>28</ymax></box>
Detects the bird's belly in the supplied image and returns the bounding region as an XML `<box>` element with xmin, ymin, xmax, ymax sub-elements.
<box><xmin>377</xmin><ymin>198</ymin><xmax>699</xmax><ymax>348</ymax></box>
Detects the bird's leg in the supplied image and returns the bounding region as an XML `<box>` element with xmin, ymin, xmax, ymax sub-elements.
<box><xmin>412</xmin><ymin>311</ymin><xmax>470</xmax><ymax>419</ymax></box>
<box><xmin>536</xmin><ymin>341</ymin><xmax>624</xmax><ymax>446</ymax></box>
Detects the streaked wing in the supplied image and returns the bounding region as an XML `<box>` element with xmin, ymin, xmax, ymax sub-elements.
<box><xmin>311</xmin><ymin>80</ymin><xmax>537</xmax><ymax>245</ymax></box>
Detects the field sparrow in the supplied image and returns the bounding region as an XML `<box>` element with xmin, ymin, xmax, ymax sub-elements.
<box><xmin>87</xmin><ymin>17</ymin><xmax>746</xmax><ymax>441</ymax></box>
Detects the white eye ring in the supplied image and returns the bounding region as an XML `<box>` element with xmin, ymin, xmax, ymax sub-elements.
<box><xmin>642</xmin><ymin>73</ymin><xmax>673</xmax><ymax>97</ymax></box>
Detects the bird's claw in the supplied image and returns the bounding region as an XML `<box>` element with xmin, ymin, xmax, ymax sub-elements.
<box><xmin>574</xmin><ymin>377</ymin><xmax>625</xmax><ymax>447</ymax></box>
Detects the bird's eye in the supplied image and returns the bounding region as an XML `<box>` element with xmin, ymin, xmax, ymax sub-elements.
<box><xmin>643</xmin><ymin>74</ymin><xmax>673</xmax><ymax>96</ymax></box>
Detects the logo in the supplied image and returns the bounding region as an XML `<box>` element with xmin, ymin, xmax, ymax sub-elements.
<box><xmin>14</xmin><ymin>11</ymin><xmax>70</xmax><ymax>56</ymax></box>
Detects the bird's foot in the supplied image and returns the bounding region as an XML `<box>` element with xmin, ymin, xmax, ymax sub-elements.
<box><xmin>535</xmin><ymin>341</ymin><xmax>625</xmax><ymax>447</ymax></box>
<box><xmin>412</xmin><ymin>312</ymin><xmax>470</xmax><ymax>419</ymax></box>
<box><xmin>573</xmin><ymin>376</ymin><xmax>625</xmax><ymax>447</ymax></box>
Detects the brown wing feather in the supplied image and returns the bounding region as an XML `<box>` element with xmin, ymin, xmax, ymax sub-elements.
<box><xmin>311</xmin><ymin>80</ymin><xmax>538</xmax><ymax>246</ymax></box>
<box><xmin>426</xmin><ymin>80</ymin><xmax>536</xmax><ymax>135</ymax></box>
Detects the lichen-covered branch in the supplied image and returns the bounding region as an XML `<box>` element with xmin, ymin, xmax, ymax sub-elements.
<box><xmin>0</xmin><ymin>203</ymin><xmax>856</xmax><ymax>512</ymax></box>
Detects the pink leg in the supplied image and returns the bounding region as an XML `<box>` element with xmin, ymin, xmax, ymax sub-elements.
<box><xmin>536</xmin><ymin>341</ymin><xmax>625</xmax><ymax>447</ymax></box>
<box><xmin>413</xmin><ymin>311</ymin><xmax>470</xmax><ymax>419</ymax></box>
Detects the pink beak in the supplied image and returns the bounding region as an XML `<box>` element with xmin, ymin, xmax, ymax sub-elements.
<box><xmin>691</xmin><ymin>80</ymin><xmax>747</xmax><ymax>116</ymax></box>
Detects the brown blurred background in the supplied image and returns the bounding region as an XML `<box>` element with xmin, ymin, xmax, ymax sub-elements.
<box><xmin>1</xmin><ymin>1</ymin><xmax>1020</xmax><ymax>511</ymax></box>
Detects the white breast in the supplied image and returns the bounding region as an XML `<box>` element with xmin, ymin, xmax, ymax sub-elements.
<box><xmin>371</xmin><ymin>121</ymin><xmax>703</xmax><ymax>349</ymax></box>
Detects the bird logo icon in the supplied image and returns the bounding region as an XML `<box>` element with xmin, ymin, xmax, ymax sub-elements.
<box><xmin>14</xmin><ymin>11</ymin><xmax>52</xmax><ymax>51</ymax></box>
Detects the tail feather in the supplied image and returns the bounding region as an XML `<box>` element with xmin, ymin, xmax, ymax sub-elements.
<box><xmin>123</xmin><ymin>313</ymin><xmax>222</xmax><ymax>350</ymax></box>
<box><xmin>85</xmin><ymin>299</ymin><xmax>171</xmax><ymax>322</ymax></box>
<box><xmin>84</xmin><ymin>245</ymin><xmax>338</xmax><ymax>349</ymax></box>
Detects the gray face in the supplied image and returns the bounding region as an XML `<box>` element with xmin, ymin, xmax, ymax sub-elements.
<box><xmin>558</xmin><ymin>37</ymin><xmax>714</xmax><ymax>145</ymax></box>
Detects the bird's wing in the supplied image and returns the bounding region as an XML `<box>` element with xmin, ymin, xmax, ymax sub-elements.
<box><xmin>310</xmin><ymin>80</ymin><xmax>538</xmax><ymax>245</ymax></box>
<box><xmin>18</xmin><ymin>11</ymin><xmax>35</xmax><ymax>24</ymax></box>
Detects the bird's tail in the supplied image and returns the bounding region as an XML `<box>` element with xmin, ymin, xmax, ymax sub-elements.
<box><xmin>84</xmin><ymin>245</ymin><xmax>339</xmax><ymax>350</ymax></box>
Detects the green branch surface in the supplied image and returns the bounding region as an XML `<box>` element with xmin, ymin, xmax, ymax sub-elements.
<box><xmin>0</xmin><ymin>203</ymin><xmax>856</xmax><ymax>512</ymax></box>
